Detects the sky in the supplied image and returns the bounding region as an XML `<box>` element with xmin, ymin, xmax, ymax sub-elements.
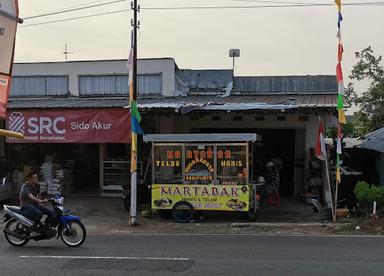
<box><xmin>14</xmin><ymin>0</ymin><xmax>384</xmax><ymax>84</ymax></box>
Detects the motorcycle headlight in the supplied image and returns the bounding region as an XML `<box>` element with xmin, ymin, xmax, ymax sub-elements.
<box><xmin>55</xmin><ymin>196</ymin><xmax>64</xmax><ymax>205</ymax></box>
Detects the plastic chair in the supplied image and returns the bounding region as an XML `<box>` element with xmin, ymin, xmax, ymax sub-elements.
<box><xmin>267</xmin><ymin>192</ymin><xmax>281</xmax><ymax>206</ymax></box>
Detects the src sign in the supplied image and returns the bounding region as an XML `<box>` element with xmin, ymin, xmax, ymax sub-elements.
<box><xmin>6</xmin><ymin>109</ymin><xmax>131</xmax><ymax>144</ymax></box>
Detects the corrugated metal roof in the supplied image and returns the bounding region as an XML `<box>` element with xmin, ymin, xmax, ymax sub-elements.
<box><xmin>360</xmin><ymin>127</ymin><xmax>384</xmax><ymax>153</ymax></box>
<box><xmin>176</xmin><ymin>72</ymin><xmax>338</xmax><ymax>95</ymax></box>
<box><xmin>234</xmin><ymin>75</ymin><xmax>337</xmax><ymax>94</ymax></box>
<box><xmin>176</xmin><ymin>70</ymin><xmax>233</xmax><ymax>92</ymax></box>
<box><xmin>7</xmin><ymin>94</ymin><xmax>337</xmax><ymax>111</ymax></box>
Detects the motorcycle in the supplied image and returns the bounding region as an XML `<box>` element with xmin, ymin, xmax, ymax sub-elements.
<box><xmin>2</xmin><ymin>196</ymin><xmax>86</xmax><ymax>247</ymax></box>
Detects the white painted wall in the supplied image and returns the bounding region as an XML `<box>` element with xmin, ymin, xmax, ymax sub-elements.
<box><xmin>12</xmin><ymin>58</ymin><xmax>176</xmax><ymax>97</ymax></box>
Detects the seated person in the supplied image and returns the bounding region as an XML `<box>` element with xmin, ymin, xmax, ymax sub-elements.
<box><xmin>260</xmin><ymin>162</ymin><xmax>280</xmax><ymax>205</ymax></box>
<box><xmin>20</xmin><ymin>171</ymin><xmax>53</xmax><ymax>235</ymax></box>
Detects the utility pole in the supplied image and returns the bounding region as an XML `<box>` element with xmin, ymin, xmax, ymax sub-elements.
<box><xmin>129</xmin><ymin>0</ymin><xmax>140</xmax><ymax>226</ymax></box>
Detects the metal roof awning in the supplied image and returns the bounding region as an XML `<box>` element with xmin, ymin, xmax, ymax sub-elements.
<box><xmin>144</xmin><ymin>133</ymin><xmax>260</xmax><ymax>143</ymax></box>
<box><xmin>7</xmin><ymin>94</ymin><xmax>338</xmax><ymax>111</ymax></box>
<box><xmin>359</xmin><ymin>127</ymin><xmax>384</xmax><ymax>153</ymax></box>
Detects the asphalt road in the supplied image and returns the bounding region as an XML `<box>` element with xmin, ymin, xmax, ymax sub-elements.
<box><xmin>1</xmin><ymin>233</ymin><xmax>384</xmax><ymax>275</ymax></box>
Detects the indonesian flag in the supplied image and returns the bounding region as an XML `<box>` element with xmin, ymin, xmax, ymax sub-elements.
<box><xmin>0</xmin><ymin>0</ymin><xmax>19</xmax><ymax>118</ymax></box>
<box><xmin>315</xmin><ymin>117</ymin><xmax>327</xmax><ymax>161</ymax></box>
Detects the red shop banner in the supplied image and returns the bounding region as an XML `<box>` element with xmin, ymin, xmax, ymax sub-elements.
<box><xmin>5</xmin><ymin>109</ymin><xmax>131</xmax><ymax>144</ymax></box>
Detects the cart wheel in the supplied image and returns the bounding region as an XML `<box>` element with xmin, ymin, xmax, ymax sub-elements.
<box><xmin>246</xmin><ymin>208</ymin><xmax>258</xmax><ymax>221</ymax></box>
<box><xmin>172</xmin><ymin>201</ymin><xmax>194</xmax><ymax>223</ymax></box>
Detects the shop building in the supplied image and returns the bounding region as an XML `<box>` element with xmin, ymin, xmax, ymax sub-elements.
<box><xmin>1</xmin><ymin>59</ymin><xmax>339</xmax><ymax>201</ymax></box>
<box><xmin>1</xmin><ymin>58</ymin><xmax>176</xmax><ymax>196</ymax></box>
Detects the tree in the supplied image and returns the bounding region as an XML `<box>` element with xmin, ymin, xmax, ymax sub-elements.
<box><xmin>346</xmin><ymin>46</ymin><xmax>384</xmax><ymax>136</ymax></box>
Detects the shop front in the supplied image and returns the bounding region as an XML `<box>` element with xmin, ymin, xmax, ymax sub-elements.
<box><xmin>5</xmin><ymin>108</ymin><xmax>131</xmax><ymax>196</ymax></box>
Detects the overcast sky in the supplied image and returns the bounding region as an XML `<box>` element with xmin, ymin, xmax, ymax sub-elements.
<box><xmin>15</xmin><ymin>0</ymin><xmax>384</xmax><ymax>81</ymax></box>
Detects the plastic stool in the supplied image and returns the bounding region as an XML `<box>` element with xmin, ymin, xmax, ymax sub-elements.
<box><xmin>267</xmin><ymin>192</ymin><xmax>280</xmax><ymax>206</ymax></box>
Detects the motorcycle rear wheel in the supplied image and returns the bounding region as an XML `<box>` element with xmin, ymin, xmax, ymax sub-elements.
<box><xmin>4</xmin><ymin>219</ymin><xmax>29</xmax><ymax>247</ymax></box>
<box><xmin>60</xmin><ymin>221</ymin><xmax>86</xmax><ymax>247</ymax></box>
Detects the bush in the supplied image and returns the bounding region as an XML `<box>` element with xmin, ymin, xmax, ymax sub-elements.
<box><xmin>354</xmin><ymin>181</ymin><xmax>384</xmax><ymax>210</ymax></box>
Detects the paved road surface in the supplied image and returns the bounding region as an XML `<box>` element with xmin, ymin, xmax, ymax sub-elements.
<box><xmin>1</xmin><ymin>234</ymin><xmax>384</xmax><ymax>275</ymax></box>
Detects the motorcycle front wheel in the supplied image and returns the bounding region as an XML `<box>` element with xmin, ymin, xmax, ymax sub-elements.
<box><xmin>60</xmin><ymin>221</ymin><xmax>86</xmax><ymax>247</ymax></box>
<box><xmin>4</xmin><ymin>219</ymin><xmax>29</xmax><ymax>247</ymax></box>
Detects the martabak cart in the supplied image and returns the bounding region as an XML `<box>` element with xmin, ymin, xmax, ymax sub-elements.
<box><xmin>144</xmin><ymin>133</ymin><xmax>262</xmax><ymax>223</ymax></box>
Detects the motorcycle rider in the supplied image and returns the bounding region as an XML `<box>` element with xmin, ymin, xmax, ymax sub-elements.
<box><xmin>20</xmin><ymin>171</ymin><xmax>53</xmax><ymax>236</ymax></box>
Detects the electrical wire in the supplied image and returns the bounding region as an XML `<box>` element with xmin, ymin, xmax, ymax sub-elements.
<box><xmin>141</xmin><ymin>2</ymin><xmax>384</xmax><ymax>10</ymax></box>
<box><xmin>20</xmin><ymin>9</ymin><xmax>131</xmax><ymax>28</ymax></box>
<box><xmin>24</xmin><ymin>0</ymin><xmax>127</xmax><ymax>20</ymax></box>
<box><xmin>20</xmin><ymin>1</ymin><xmax>384</xmax><ymax>28</ymax></box>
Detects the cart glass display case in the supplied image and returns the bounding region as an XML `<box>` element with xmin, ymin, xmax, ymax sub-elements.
<box><xmin>146</xmin><ymin>134</ymin><xmax>260</xmax><ymax>213</ymax></box>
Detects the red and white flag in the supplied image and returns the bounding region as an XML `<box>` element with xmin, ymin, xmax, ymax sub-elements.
<box><xmin>0</xmin><ymin>0</ymin><xmax>19</xmax><ymax>118</ymax></box>
<box><xmin>315</xmin><ymin>117</ymin><xmax>327</xmax><ymax>161</ymax></box>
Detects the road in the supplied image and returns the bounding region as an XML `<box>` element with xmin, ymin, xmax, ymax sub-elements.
<box><xmin>1</xmin><ymin>233</ymin><xmax>384</xmax><ymax>275</ymax></box>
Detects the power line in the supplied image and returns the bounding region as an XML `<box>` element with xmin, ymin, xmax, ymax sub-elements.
<box><xmin>24</xmin><ymin>0</ymin><xmax>127</xmax><ymax>20</ymax></box>
<box><xmin>20</xmin><ymin>9</ymin><xmax>130</xmax><ymax>28</ymax></box>
<box><xmin>141</xmin><ymin>2</ymin><xmax>384</xmax><ymax>10</ymax></box>
<box><xmin>20</xmin><ymin>1</ymin><xmax>384</xmax><ymax>28</ymax></box>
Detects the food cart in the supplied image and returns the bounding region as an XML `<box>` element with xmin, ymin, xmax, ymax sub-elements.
<box><xmin>144</xmin><ymin>133</ymin><xmax>262</xmax><ymax>222</ymax></box>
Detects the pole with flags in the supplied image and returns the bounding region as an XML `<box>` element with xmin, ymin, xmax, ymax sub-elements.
<box><xmin>129</xmin><ymin>0</ymin><xmax>143</xmax><ymax>226</ymax></box>
<box><xmin>334</xmin><ymin>0</ymin><xmax>347</xmax><ymax>221</ymax></box>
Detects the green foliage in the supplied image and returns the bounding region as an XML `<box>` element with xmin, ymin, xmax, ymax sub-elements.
<box><xmin>354</xmin><ymin>181</ymin><xmax>384</xmax><ymax>210</ymax></box>
<box><xmin>347</xmin><ymin>46</ymin><xmax>384</xmax><ymax>137</ymax></box>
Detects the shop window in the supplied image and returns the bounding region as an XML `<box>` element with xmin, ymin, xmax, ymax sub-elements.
<box><xmin>153</xmin><ymin>145</ymin><xmax>182</xmax><ymax>184</ymax></box>
<box><xmin>217</xmin><ymin>145</ymin><xmax>247</xmax><ymax>185</ymax></box>
<box><xmin>79</xmin><ymin>74</ymin><xmax>162</xmax><ymax>96</ymax></box>
<box><xmin>10</xmin><ymin>76</ymin><xmax>69</xmax><ymax>97</ymax></box>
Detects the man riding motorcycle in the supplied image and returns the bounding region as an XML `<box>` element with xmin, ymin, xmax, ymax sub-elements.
<box><xmin>19</xmin><ymin>171</ymin><xmax>53</xmax><ymax>237</ymax></box>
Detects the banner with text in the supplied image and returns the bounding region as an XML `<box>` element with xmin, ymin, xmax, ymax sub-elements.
<box><xmin>152</xmin><ymin>184</ymin><xmax>250</xmax><ymax>211</ymax></box>
<box><xmin>6</xmin><ymin>109</ymin><xmax>131</xmax><ymax>144</ymax></box>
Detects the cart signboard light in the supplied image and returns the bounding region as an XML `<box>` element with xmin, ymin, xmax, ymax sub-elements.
<box><xmin>152</xmin><ymin>184</ymin><xmax>249</xmax><ymax>211</ymax></box>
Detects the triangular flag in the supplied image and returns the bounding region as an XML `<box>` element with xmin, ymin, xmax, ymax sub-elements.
<box><xmin>337</xmin><ymin>137</ymin><xmax>342</xmax><ymax>155</ymax></box>
<box><xmin>335</xmin><ymin>0</ymin><xmax>342</xmax><ymax>11</ymax></box>
<box><xmin>131</xmin><ymin>101</ymin><xmax>142</xmax><ymax>123</ymax></box>
<box><xmin>337</xmin><ymin>12</ymin><xmax>343</xmax><ymax>29</ymax></box>
<box><xmin>131</xmin><ymin>116</ymin><xmax>144</xmax><ymax>135</ymax></box>
<box><xmin>337</xmin><ymin>94</ymin><xmax>344</xmax><ymax>110</ymax></box>
<box><xmin>336</xmin><ymin>63</ymin><xmax>343</xmax><ymax>82</ymax></box>
<box><xmin>338</xmin><ymin>109</ymin><xmax>347</xmax><ymax>124</ymax></box>
<box><xmin>338</xmin><ymin>81</ymin><xmax>344</xmax><ymax>95</ymax></box>
<box><xmin>338</xmin><ymin>43</ymin><xmax>344</xmax><ymax>62</ymax></box>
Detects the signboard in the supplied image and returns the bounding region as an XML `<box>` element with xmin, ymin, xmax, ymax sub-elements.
<box><xmin>184</xmin><ymin>145</ymin><xmax>215</xmax><ymax>184</ymax></box>
<box><xmin>154</xmin><ymin>145</ymin><xmax>183</xmax><ymax>184</ymax></box>
<box><xmin>0</xmin><ymin>0</ymin><xmax>19</xmax><ymax>118</ymax></box>
<box><xmin>6</xmin><ymin>109</ymin><xmax>131</xmax><ymax>144</ymax></box>
<box><xmin>217</xmin><ymin>145</ymin><xmax>247</xmax><ymax>185</ymax></box>
<box><xmin>152</xmin><ymin>184</ymin><xmax>250</xmax><ymax>211</ymax></box>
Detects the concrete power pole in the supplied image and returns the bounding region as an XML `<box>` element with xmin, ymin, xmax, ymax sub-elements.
<box><xmin>129</xmin><ymin>0</ymin><xmax>139</xmax><ymax>226</ymax></box>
